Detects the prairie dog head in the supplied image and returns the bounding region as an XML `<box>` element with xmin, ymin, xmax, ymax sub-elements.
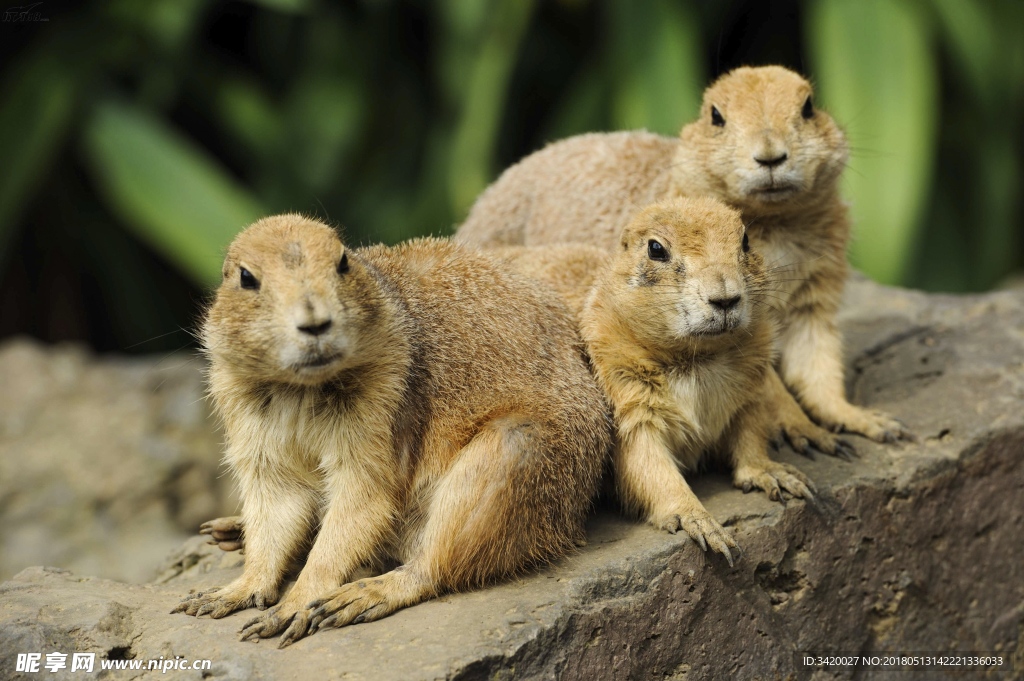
<box><xmin>679</xmin><ymin>65</ymin><xmax>848</xmax><ymax>212</ymax></box>
<box><xmin>597</xmin><ymin>197</ymin><xmax>765</xmax><ymax>347</ymax></box>
<box><xmin>203</xmin><ymin>214</ymin><xmax>382</xmax><ymax>386</ymax></box>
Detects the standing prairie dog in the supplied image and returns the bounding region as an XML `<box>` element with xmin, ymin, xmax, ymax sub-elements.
<box><xmin>173</xmin><ymin>214</ymin><xmax>610</xmax><ymax>647</ymax></box>
<box><xmin>457</xmin><ymin>65</ymin><xmax>912</xmax><ymax>444</ymax></box>
<box><xmin>502</xmin><ymin>198</ymin><xmax>817</xmax><ymax>564</ymax></box>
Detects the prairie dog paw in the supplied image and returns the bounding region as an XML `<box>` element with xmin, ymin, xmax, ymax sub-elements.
<box><xmin>306</xmin><ymin>574</ymin><xmax>410</xmax><ymax>633</ymax></box>
<box><xmin>238</xmin><ymin>603</ymin><xmax>310</xmax><ymax>648</ymax></box>
<box><xmin>734</xmin><ymin>461</ymin><xmax>816</xmax><ymax>502</ymax></box>
<box><xmin>200</xmin><ymin>516</ymin><xmax>244</xmax><ymax>552</ymax></box>
<box><xmin>171</xmin><ymin>581</ymin><xmax>276</xmax><ymax>618</ymax></box>
<box><xmin>778</xmin><ymin>419</ymin><xmax>856</xmax><ymax>461</ymax></box>
<box><xmin>656</xmin><ymin>507</ymin><xmax>740</xmax><ymax>567</ymax></box>
<box><xmin>823</xmin><ymin>405</ymin><xmax>916</xmax><ymax>444</ymax></box>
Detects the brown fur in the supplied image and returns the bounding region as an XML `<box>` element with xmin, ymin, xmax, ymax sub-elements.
<box><xmin>456</xmin><ymin>65</ymin><xmax>912</xmax><ymax>444</ymax></box>
<box><xmin>173</xmin><ymin>214</ymin><xmax>610</xmax><ymax>647</ymax></box>
<box><xmin>498</xmin><ymin>198</ymin><xmax>817</xmax><ymax>565</ymax></box>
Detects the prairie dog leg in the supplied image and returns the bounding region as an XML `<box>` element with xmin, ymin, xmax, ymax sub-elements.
<box><xmin>305</xmin><ymin>414</ymin><xmax>594</xmax><ymax>634</ymax></box>
<box><xmin>779</xmin><ymin>311</ymin><xmax>915</xmax><ymax>443</ymax></box>
<box><xmin>729</xmin><ymin>399</ymin><xmax>816</xmax><ymax>502</ymax></box>
<box><xmin>201</xmin><ymin>516</ymin><xmax>244</xmax><ymax>552</ymax></box>
<box><xmin>616</xmin><ymin>425</ymin><xmax>738</xmax><ymax>566</ymax></box>
<box><xmin>239</xmin><ymin>460</ymin><xmax>399</xmax><ymax>648</ymax></box>
<box><xmin>173</xmin><ymin>461</ymin><xmax>319</xmax><ymax>619</ymax></box>
<box><xmin>764</xmin><ymin>367</ymin><xmax>856</xmax><ymax>460</ymax></box>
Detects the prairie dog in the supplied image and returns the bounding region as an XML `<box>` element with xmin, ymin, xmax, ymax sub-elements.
<box><xmin>173</xmin><ymin>215</ymin><xmax>610</xmax><ymax>647</ymax></box>
<box><xmin>501</xmin><ymin>198</ymin><xmax>818</xmax><ymax>564</ymax></box>
<box><xmin>456</xmin><ymin>65</ymin><xmax>912</xmax><ymax>444</ymax></box>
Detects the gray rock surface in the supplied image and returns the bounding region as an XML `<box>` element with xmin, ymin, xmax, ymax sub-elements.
<box><xmin>1</xmin><ymin>278</ymin><xmax>1023</xmax><ymax>680</ymax></box>
<box><xmin>0</xmin><ymin>340</ymin><xmax>238</xmax><ymax>583</ymax></box>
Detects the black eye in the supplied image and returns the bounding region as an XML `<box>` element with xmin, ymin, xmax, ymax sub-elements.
<box><xmin>239</xmin><ymin>267</ymin><xmax>259</xmax><ymax>290</ymax></box>
<box><xmin>711</xmin><ymin>105</ymin><xmax>725</xmax><ymax>127</ymax></box>
<box><xmin>337</xmin><ymin>252</ymin><xmax>349</xmax><ymax>275</ymax></box>
<box><xmin>742</xmin><ymin>233</ymin><xmax>750</xmax><ymax>253</ymax></box>
<box><xmin>802</xmin><ymin>95</ymin><xmax>814</xmax><ymax>120</ymax></box>
<box><xmin>648</xmin><ymin>240</ymin><xmax>669</xmax><ymax>261</ymax></box>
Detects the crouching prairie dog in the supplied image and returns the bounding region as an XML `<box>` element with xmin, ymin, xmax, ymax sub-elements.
<box><xmin>173</xmin><ymin>214</ymin><xmax>610</xmax><ymax>647</ymax></box>
<box><xmin>501</xmin><ymin>198</ymin><xmax>818</xmax><ymax>565</ymax></box>
<box><xmin>456</xmin><ymin>65</ymin><xmax>913</xmax><ymax>445</ymax></box>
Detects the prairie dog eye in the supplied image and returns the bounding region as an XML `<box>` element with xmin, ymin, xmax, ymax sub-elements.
<box><xmin>711</xmin><ymin>105</ymin><xmax>725</xmax><ymax>127</ymax></box>
<box><xmin>240</xmin><ymin>267</ymin><xmax>260</xmax><ymax>290</ymax></box>
<box><xmin>337</xmin><ymin>252</ymin><xmax>349</xmax><ymax>275</ymax></box>
<box><xmin>648</xmin><ymin>240</ymin><xmax>669</xmax><ymax>261</ymax></box>
<box><xmin>742</xmin><ymin>233</ymin><xmax>750</xmax><ymax>253</ymax></box>
<box><xmin>802</xmin><ymin>95</ymin><xmax>814</xmax><ymax>120</ymax></box>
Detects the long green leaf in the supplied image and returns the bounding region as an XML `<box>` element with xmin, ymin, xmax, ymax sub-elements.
<box><xmin>0</xmin><ymin>54</ymin><xmax>76</xmax><ymax>268</ymax></box>
<box><xmin>807</xmin><ymin>0</ymin><xmax>939</xmax><ymax>285</ymax></box>
<box><xmin>447</xmin><ymin>0</ymin><xmax>537</xmax><ymax>217</ymax></box>
<box><xmin>83</xmin><ymin>101</ymin><xmax>264</xmax><ymax>286</ymax></box>
<box><xmin>608</xmin><ymin>0</ymin><xmax>703</xmax><ymax>135</ymax></box>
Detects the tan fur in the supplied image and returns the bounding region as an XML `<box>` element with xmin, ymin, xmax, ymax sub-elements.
<box><xmin>173</xmin><ymin>214</ymin><xmax>610</xmax><ymax>647</ymax></box>
<box><xmin>498</xmin><ymin>198</ymin><xmax>817</xmax><ymax>565</ymax></box>
<box><xmin>456</xmin><ymin>65</ymin><xmax>912</xmax><ymax>444</ymax></box>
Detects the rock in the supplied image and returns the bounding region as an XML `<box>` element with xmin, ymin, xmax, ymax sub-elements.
<box><xmin>1</xmin><ymin>279</ymin><xmax>1022</xmax><ymax>680</ymax></box>
<box><xmin>0</xmin><ymin>339</ymin><xmax>238</xmax><ymax>584</ymax></box>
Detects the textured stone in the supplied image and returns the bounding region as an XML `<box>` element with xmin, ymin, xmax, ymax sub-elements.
<box><xmin>0</xmin><ymin>339</ymin><xmax>238</xmax><ymax>583</ymax></box>
<box><xmin>0</xmin><ymin>278</ymin><xmax>1022</xmax><ymax>680</ymax></box>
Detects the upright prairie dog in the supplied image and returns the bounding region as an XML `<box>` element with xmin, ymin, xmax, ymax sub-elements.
<box><xmin>457</xmin><ymin>65</ymin><xmax>912</xmax><ymax>444</ymax></box>
<box><xmin>173</xmin><ymin>215</ymin><xmax>610</xmax><ymax>647</ymax></box>
<box><xmin>502</xmin><ymin>198</ymin><xmax>816</xmax><ymax>563</ymax></box>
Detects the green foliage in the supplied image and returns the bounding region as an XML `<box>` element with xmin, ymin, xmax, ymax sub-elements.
<box><xmin>83</xmin><ymin>101</ymin><xmax>265</xmax><ymax>285</ymax></box>
<box><xmin>807</xmin><ymin>0</ymin><xmax>940</xmax><ymax>285</ymax></box>
<box><xmin>0</xmin><ymin>0</ymin><xmax>1023</xmax><ymax>351</ymax></box>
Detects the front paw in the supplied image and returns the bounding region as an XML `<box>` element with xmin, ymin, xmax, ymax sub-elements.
<box><xmin>306</xmin><ymin>577</ymin><xmax>403</xmax><ymax>634</ymax></box>
<box><xmin>846</xmin><ymin>409</ymin><xmax>916</xmax><ymax>444</ymax></box>
<box><xmin>656</xmin><ymin>508</ymin><xmax>739</xmax><ymax>567</ymax></box>
<box><xmin>734</xmin><ymin>461</ymin><xmax>816</xmax><ymax>502</ymax></box>
<box><xmin>171</xmin><ymin>582</ymin><xmax>276</xmax><ymax>618</ymax></box>
<box><xmin>777</xmin><ymin>420</ymin><xmax>856</xmax><ymax>461</ymax></box>
<box><xmin>238</xmin><ymin>603</ymin><xmax>310</xmax><ymax>648</ymax></box>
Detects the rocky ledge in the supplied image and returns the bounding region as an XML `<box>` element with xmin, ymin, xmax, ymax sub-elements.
<box><xmin>1</xmin><ymin>278</ymin><xmax>1022</xmax><ymax>680</ymax></box>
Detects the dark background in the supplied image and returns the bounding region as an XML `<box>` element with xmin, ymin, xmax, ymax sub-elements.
<box><xmin>1</xmin><ymin>0</ymin><xmax>1021</xmax><ymax>354</ymax></box>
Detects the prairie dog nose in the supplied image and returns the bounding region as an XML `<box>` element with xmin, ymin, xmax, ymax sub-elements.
<box><xmin>298</xmin><ymin>319</ymin><xmax>332</xmax><ymax>336</ymax></box>
<box><xmin>708</xmin><ymin>295</ymin><xmax>741</xmax><ymax>312</ymax></box>
<box><xmin>754</xmin><ymin>152</ymin><xmax>788</xmax><ymax>168</ymax></box>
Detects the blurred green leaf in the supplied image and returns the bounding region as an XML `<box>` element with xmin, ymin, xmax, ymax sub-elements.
<box><xmin>216</xmin><ymin>79</ymin><xmax>285</xmax><ymax>161</ymax></box>
<box><xmin>608</xmin><ymin>0</ymin><xmax>703</xmax><ymax>135</ymax></box>
<box><xmin>83</xmin><ymin>101</ymin><xmax>264</xmax><ymax>286</ymax></box>
<box><xmin>807</xmin><ymin>0</ymin><xmax>939</xmax><ymax>285</ymax></box>
<box><xmin>930</xmin><ymin>0</ymin><xmax>998</xmax><ymax>107</ymax></box>
<box><xmin>448</xmin><ymin>0</ymin><xmax>537</xmax><ymax>217</ymax></box>
<box><xmin>0</xmin><ymin>54</ymin><xmax>76</xmax><ymax>269</ymax></box>
<box><xmin>285</xmin><ymin>75</ymin><xmax>364</xmax><ymax>192</ymax></box>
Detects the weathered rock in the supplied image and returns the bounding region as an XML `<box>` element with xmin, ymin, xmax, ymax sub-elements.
<box><xmin>0</xmin><ymin>339</ymin><xmax>238</xmax><ymax>583</ymax></box>
<box><xmin>1</xmin><ymin>279</ymin><xmax>1022</xmax><ymax>680</ymax></box>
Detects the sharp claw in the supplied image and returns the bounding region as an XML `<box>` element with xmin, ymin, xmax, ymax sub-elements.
<box><xmin>697</xmin><ymin>535</ymin><xmax>708</xmax><ymax>552</ymax></box>
<box><xmin>742</xmin><ymin>481</ymin><xmax>753</xmax><ymax>494</ymax></box>
<box><xmin>770</xmin><ymin>488</ymin><xmax>781</xmax><ymax>502</ymax></box>
<box><xmin>195</xmin><ymin>602</ymin><xmax>214</xmax><ymax>617</ymax></box>
<box><xmin>800</xmin><ymin>444</ymin><xmax>816</xmax><ymax>461</ymax></box>
<box><xmin>721</xmin><ymin>545</ymin><xmax>734</xmax><ymax>568</ymax></box>
<box><xmin>882</xmin><ymin>431</ymin><xmax>897</xmax><ymax>444</ymax></box>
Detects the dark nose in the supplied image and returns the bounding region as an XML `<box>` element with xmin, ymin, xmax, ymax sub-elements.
<box><xmin>754</xmin><ymin>152</ymin><xmax>788</xmax><ymax>168</ymax></box>
<box><xmin>298</xmin><ymin>319</ymin><xmax>332</xmax><ymax>336</ymax></box>
<box><xmin>709</xmin><ymin>295</ymin><xmax>741</xmax><ymax>312</ymax></box>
